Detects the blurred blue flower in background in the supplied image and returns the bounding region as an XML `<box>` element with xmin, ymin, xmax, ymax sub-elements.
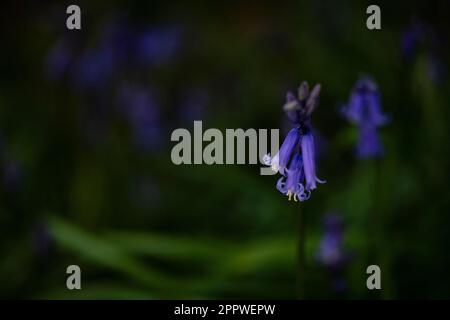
<box><xmin>31</xmin><ymin>221</ymin><xmax>53</xmax><ymax>257</ymax></box>
<box><xmin>136</xmin><ymin>26</ymin><xmax>181</xmax><ymax>66</ymax></box>
<box><xmin>316</xmin><ymin>212</ymin><xmax>352</xmax><ymax>294</ymax></box>
<box><xmin>401</xmin><ymin>21</ymin><xmax>425</xmax><ymax>59</ymax></box>
<box><xmin>72</xmin><ymin>46</ymin><xmax>116</xmax><ymax>90</ymax></box>
<box><xmin>264</xmin><ymin>82</ymin><xmax>325</xmax><ymax>202</ymax></box>
<box><xmin>118</xmin><ymin>84</ymin><xmax>164</xmax><ymax>152</ymax></box>
<box><xmin>45</xmin><ymin>21</ymin><xmax>183</xmax><ymax>91</ymax></box>
<box><xmin>100</xmin><ymin>19</ymin><xmax>136</xmax><ymax>64</ymax></box>
<box><xmin>355</xmin><ymin>125</ymin><xmax>384</xmax><ymax>159</ymax></box>
<box><xmin>316</xmin><ymin>213</ymin><xmax>349</xmax><ymax>268</ymax></box>
<box><xmin>400</xmin><ymin>21</ymin><xmax>446</xmax><ymax>84</ymax></box>
<box><xmin>342</xmin><ymin>76</ymin><xmax>389</xmax><ymax>159</ymax></box>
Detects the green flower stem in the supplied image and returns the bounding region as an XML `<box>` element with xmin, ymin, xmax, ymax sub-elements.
<box><xmin>297</xmin><ymin>208</ymin><xmax>307</xmax><ymax>299</ymax></box>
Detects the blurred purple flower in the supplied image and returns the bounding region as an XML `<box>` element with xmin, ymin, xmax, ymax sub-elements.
<box><xmin>264</xmin><ymin>82</ymin><xmax>325</xmax><ymax>202</ymax></box>
<box><xmin>136</xmin><ymin>26</ymin><xmax>180</xmax><ymax>66</ymax></box>
<box><xmin>401</xmin><ymin>22</ymin><xmax>425</xmax><ymax>59</ymax></box>
<box><xmin>46</xmin><ymin>22</ymin><xmax>182</xmax><ymax>90</ymax></box>
<box><xmin>342</xmin><ymin>77</ymin><xmax>388</xmax><ymax>127</ymax></box>
<box><xmin>118</xmin><ymin>85</ymin><xmax>163</xmax><ymax>151</ymax></box>
<box><xmin>400</xmin><ymin>21</ymin><xmax>446</xmax><ymax>84</ymax></box>
<box><xmin>100</xmin><ymin>19</ymin><xmax>136</xmax><ymax>63</ymax></box>
<box><xmin>316</xmin><ymin>213</ymin><xmax>349</xmax><ymax>269</ymax></box>
<box><xmin>316</xmin><ymin>212</ymin><xmax>352</xmax><ymax>295</ymax></box>
<box><xmin>45</xmin><ymin>21</ymin><xmax>129</xmax><ymax>90</ymax></box>
<box><xmin>276</xmin><ymin>153</ymin><xmax>309</xmax><ymax>201</ymax></box>
<box><xmin>355</xmin><ymin>124</ymin><xmax>384</xmax><ymax>159</ymax></box>
<box><xmin>342</xmin><ymin>76</ymin><xmax>389</xmax><ymax>159</ymax></box>
<box><xmin>31</xmin><ymin>221</ymin><xmax>53</xmax><ymax>256</ymax></box>
<box><xmin>71</xmin><ymin>45</ymin><xmax>116</xmax><ymax>90</ymax></box>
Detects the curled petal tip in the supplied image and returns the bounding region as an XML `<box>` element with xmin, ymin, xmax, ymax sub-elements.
<box><xmin>298</xmin><ymin>81</ymin><xmax>310</xmax><ymax>100</ymax></box>
<box><xmin>262</xmin><ymin>154</ymin><xmax>272</xmax><ymax>165</ymax></box>
<box><xmin>306</xmin><ymin>84</ymin><xmax>321</xmax><ymax>115</ymax></box>
<box><xmin>311</xmin><ymin>83</ymin><xmax>321</xmax><ymax>96</ymax></box>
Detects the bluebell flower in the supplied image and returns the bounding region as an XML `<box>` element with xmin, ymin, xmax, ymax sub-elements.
<box><xmin>264</xmin><ymin>81</ymin><xmax>325</xmax><ymax>202</ymax></box>
<box><xmin>316</xmin><ymin>213</ymin><xmax>352</xmax><ymax>295</ymax></box>
<box><xmin>355</xmin><ymin>124</ymin><xmax>384</xmax><ymax>159</ymax></box>
<box><xmin>118</xmin><ymin>85</ymin><xmax>163</xmax><ymax>151</ymax></box>
<box><xmin>32</xmin><ymin>221</ymin><xmax>53</xmax><ymax>257</ymax></box>
<box><xmin>100</xmin><ymin>19</ymin><xmax>135</xmax><ymax>63</ymax></box>
<box><xmin>342</xmin><ymin>76</ymin><xmax>389</xmax><ymax>159</ymax></box>
<box><xmin>401</xmin><ymin>22</ymin><xmax>425</xmax><ymax>60</ymax></box>
<box><xmin>316</xmin><ymin>213</ymin><xmax>350</xmax><ymax>269</ymax></box>
<box><xmin>71</xmin><ymin>45</ymin><xmax>116</xmax><ymax>90</ymax></box>
<box><xmin>136</xmin><ymin>26</ymin><xmax>180</xmax><ymax>66</ymax></box>
<box><xmin>400</xmin><ymin>22</ymin><xmax>445</xmax><ymax>84</ymax></box>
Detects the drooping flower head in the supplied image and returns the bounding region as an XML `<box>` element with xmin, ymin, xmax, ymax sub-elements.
<box><xmin>264</xmin><ymin>81</ymin><xmax>325</xmax><ymax>202</ymax></box>
<box><xmin>341</xmin><ymin>76</ymin><xmax>389</xmax><ymax>159</ymax></box>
